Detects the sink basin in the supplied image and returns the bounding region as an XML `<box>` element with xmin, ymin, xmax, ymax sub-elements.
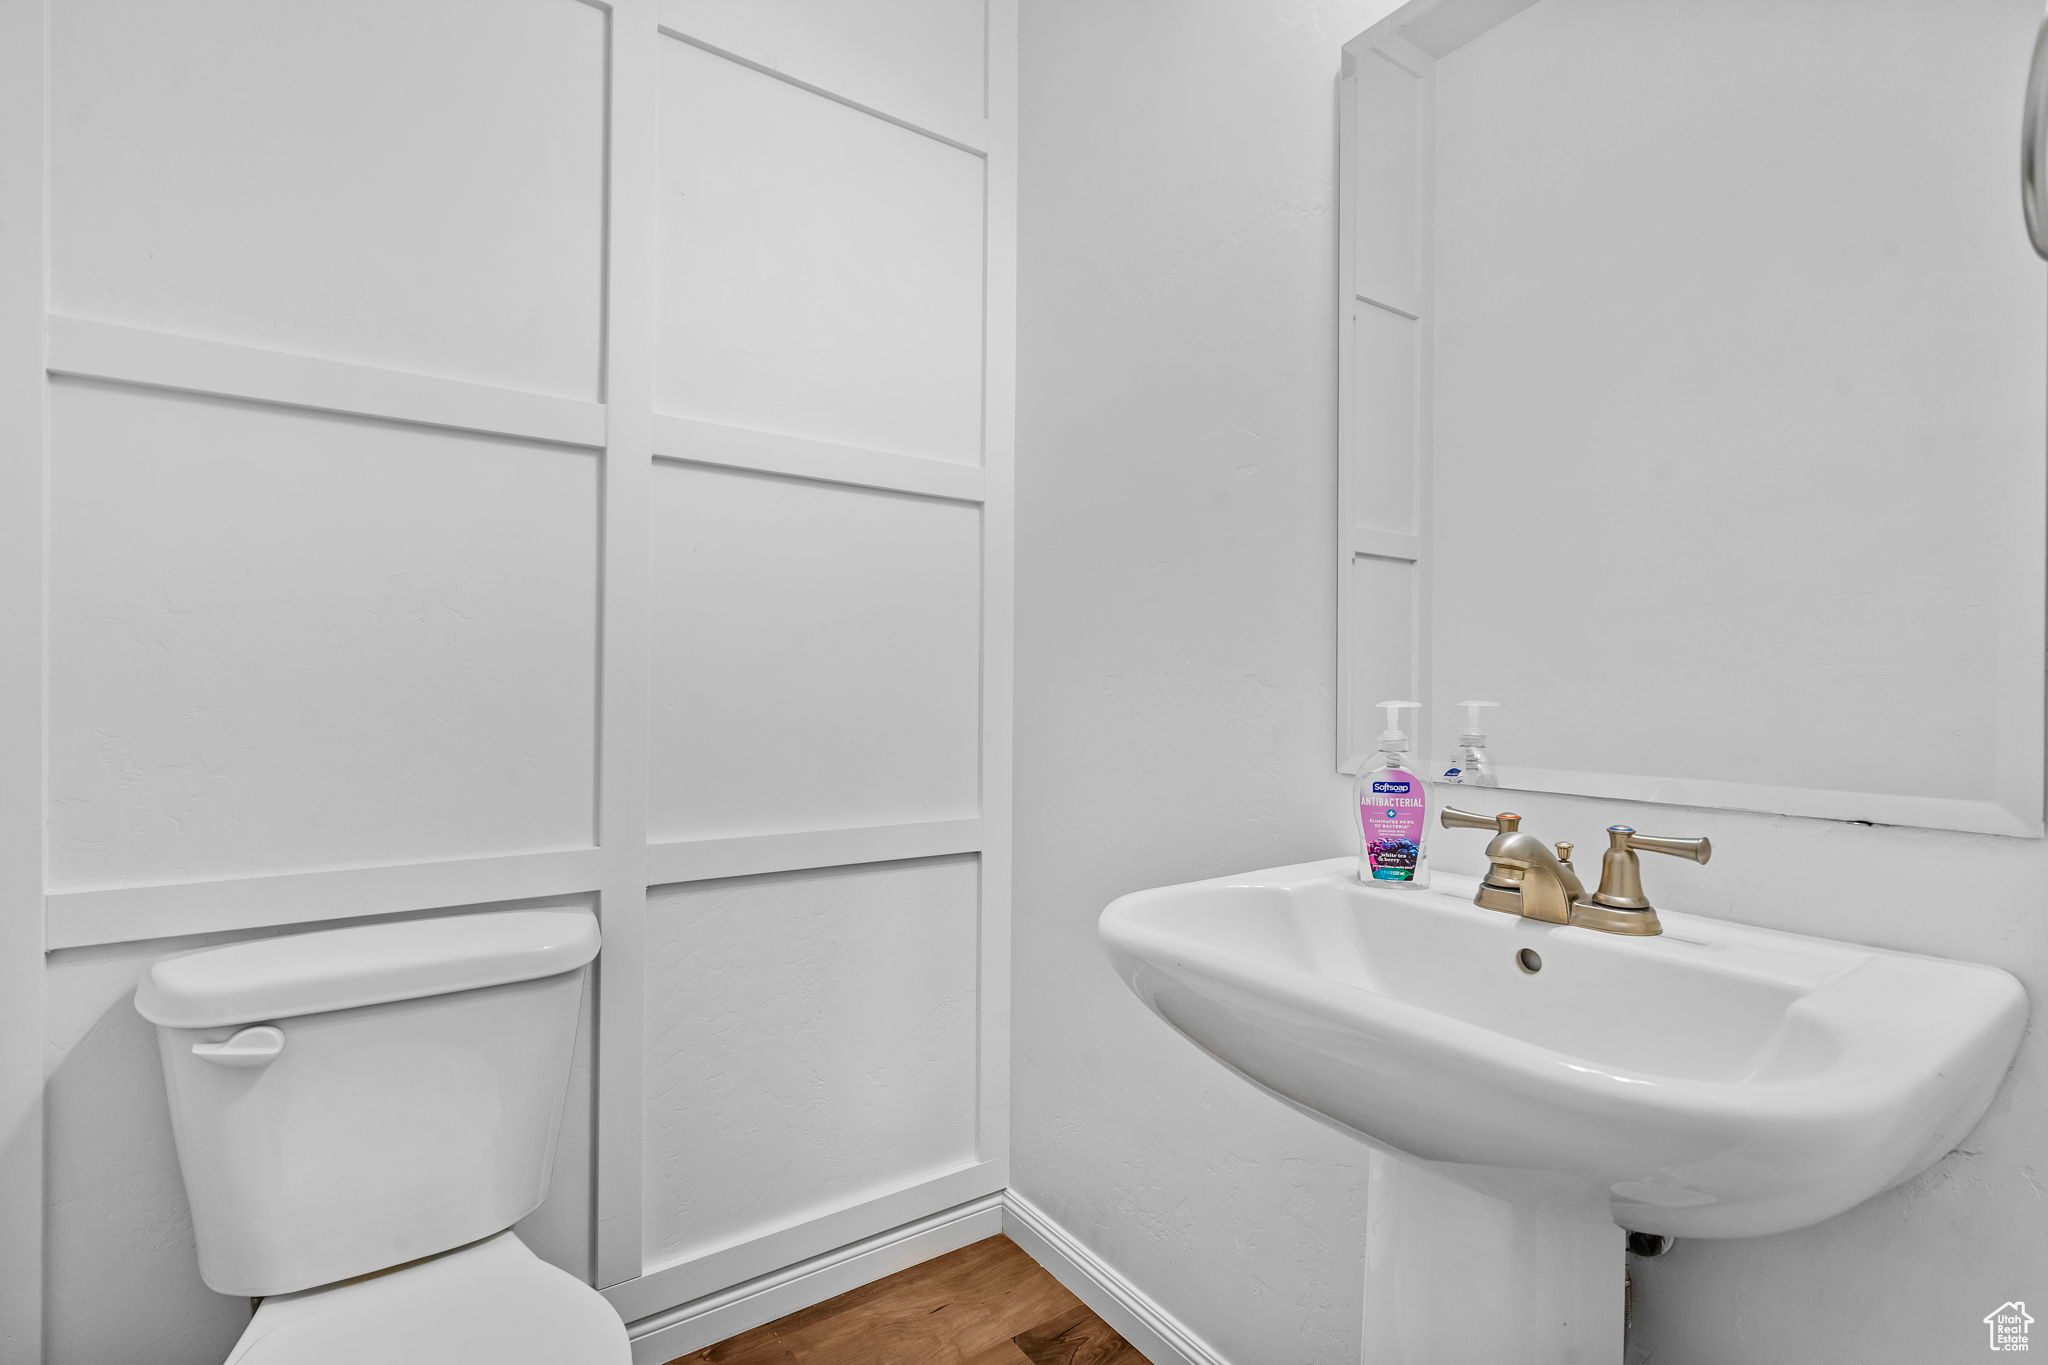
<box><xmin>1100</xmin><ymin>857</ymin><xmax>2026</xmax><ymax>1239</ymax></box>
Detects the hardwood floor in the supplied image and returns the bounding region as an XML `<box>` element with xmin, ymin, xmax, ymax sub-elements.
<box><xmin>665</xmin><ymin>1235</ymin><xmax>1151</xmax><ymax>1365</ymax></box>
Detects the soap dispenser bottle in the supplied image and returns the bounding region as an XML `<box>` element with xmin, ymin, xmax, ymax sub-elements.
<box><xmin>1439</xmin><ymin>700</ymin><xmax>1500</xmax><ymax>788</ymax></box>
<box><xmin>1357</xmin><ymin>700</ymin><xmax>1429</xmax><ymax>886</ymax></box>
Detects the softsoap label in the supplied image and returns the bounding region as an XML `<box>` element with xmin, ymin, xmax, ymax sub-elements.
<box><xmin>1362</xmin><ymin>767</ymin><xmax>1425</xmax><ymax>881</ymax></box>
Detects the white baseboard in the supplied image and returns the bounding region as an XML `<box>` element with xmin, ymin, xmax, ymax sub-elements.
<box><xmin>623</xmin><ymin>1188</ymin><xmax>1230</xmax><ymax>1365</ymax></box>
<box><xmin>624</xmin><ymin>1194</ymin><xmax>1004</xmax><ymax>1363</ymax></box>
<box><xmin>1000</xmin><ymin>1191</ymin><xmax>1231</xmax><ymax>1365</ymax></box>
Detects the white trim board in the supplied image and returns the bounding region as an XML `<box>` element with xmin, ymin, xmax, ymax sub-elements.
<box><xmin>591</xmin><ymin>0</ymin><xmax>659</xmax><ymax>1290</ymax></box>
<box><xmin>621</xmin><ymin>1191</ymin><xmax>1232</xmax><ymax>1365</ymax></box>
<box><xmin>625</xmin><ymin>1196</ymin><xmax>1006</xmax><ymax>1363</ymax></box>
<box><xmin>0</xmin><ymin>0</ymin><xmax>46</xmax><ymax>1358</ymax></box>
<box><xmin>974</xmin><ymin>0</ymin><xmax>1022</xmax><ymax>1196</ymax></box>
<box><xmin>607</xmin><ymin>1159</ymin><xmax>1005</xmax><ymax>1323</ymax></box>
<box><xmin>43</xmin><ymin>848</ymin><xmax>610</xmax><ymax>951</ymax></box>
<box><xmin>1001</xmin><ymin>1193</ymin><xmax>1230</xmax><ymax>1365</ymax></box>
<box><xmin>43</xmin><ymin>820</ymin><xmax>990</xmax><ymax>951</ymax></box>
<box><xmin>47</xmin><ymin>316</ymin><xmax>608</xmax><ymax>449</ymax></box>
<box><xmin>645</xmin><ymin>819</ymin><xmax>982</xmax><ymax>887</ymax></box>
<box><xmin>652</xmin><ymin>414</ymin><xmax>986</xmax><ymax>503</ymax></box>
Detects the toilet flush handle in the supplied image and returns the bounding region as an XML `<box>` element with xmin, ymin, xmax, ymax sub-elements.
<box><xmin>191</xmin><ymin>1025</ymin><xmax>285</xmax><ymax>1068</ymax></box>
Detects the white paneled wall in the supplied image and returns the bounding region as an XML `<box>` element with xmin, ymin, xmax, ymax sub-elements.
<box><xmin>642</xmin><ymin>858</ymin><xmax>981</xmax><ymax>1270</ymax></box>
<box><xmin>661</xmin><ymin>0</ymin><xmax>989</xmax><ymax>128</ymax></box>
<box><xmin>648</xmin><ymin>466</ymin><xmax>982</xmax><ymax>841</ymax></box>
<box><xmin>50</xmin><ymin>0</ymin><xmax>610</xmax><ymax>398</ymax></box>
<box><xmin>654</xmin><ymin>39</ymin><xmax>988</xmax><ymax>464</ymax></box>
<box><xmin>48</xmin><ymin>382</ymin><xmax>602</xmax><ymax>888</ymax></box>
<box><xmin>5</xmin><ymin>2</ymin><xmax>1014</xmax><ymax>1361</ymax></box>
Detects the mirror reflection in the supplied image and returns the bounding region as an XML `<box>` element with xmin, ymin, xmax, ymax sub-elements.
<box><xmin>1340</xmin><ymin>0</ymin><xmax>2046</xmax><ymax>834</ymax></box>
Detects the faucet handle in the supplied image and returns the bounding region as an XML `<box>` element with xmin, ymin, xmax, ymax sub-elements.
<box><xmin>1620</xmin><ymin>829</ymin><xmax>1712</xmax><ymax>864</ymax></box>
<box><xmin>1589</xmin><ymin>826</ymin><xmax>1712</xmax><ymax>910</ymax></box>
<box><xmin>1440</xmin><ymin>806</ymin><xmax>1521</xmax><ymax>833</ymax></box>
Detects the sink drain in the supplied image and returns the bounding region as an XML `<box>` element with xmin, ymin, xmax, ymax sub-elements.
<box><xmin>1516</xmin><ymin>948</ymin><xmax>1543</xmax><ymax>974</ymax></box>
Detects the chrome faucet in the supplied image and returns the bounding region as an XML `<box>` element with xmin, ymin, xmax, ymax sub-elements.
<box><xmin>1439</xmin><ymin>808</ymin><xmax>1711</xmax><ymax>936</ymax></box>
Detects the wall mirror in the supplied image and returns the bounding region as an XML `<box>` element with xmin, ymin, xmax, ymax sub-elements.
<box><xmin>1336</xmin><ymin>0</ymin><xmax>2048</xmax><ymax>836</ymax></box>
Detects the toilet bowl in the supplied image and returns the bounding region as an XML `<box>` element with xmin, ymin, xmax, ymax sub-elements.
<box><xmin>136</xmin><ymin>909</ymin><xmax>629</xmax><ymax>1364</ymax></box>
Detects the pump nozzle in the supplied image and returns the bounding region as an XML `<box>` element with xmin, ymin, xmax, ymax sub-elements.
<box><xmin>1455</xmin><ymin>699</ymin><xmax>1499</xmax><ymax>743</ymax></box>
<box><xmin>1375</xmin><ymin>699</ymin><xmax>1420</xmax><ymax>751</ymax></box>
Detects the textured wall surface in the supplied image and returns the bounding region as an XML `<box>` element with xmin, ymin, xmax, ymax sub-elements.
<box><xmin>1014</xmin><ymin>3</ymin><xmax>2047</xmax><ymax>1364</ymax></box>
<box><xmin>641</xmin><ymin>858</ymin><xmax>981</xmax><ymax>1270</ymax></box>
<box><xmin>47</xmin><ymin>382</ymin><xmax>601</xmax><ymax>889</ymax></box>
<box><xmin>1014</xmin><ymin>2</ymin><xmax>1397</xmax><ymax>1360</ymax></box>
<box><xmin>51</xmin><ymin>0</ymin><xmax>608</xmax><ymax>399</ymax></box>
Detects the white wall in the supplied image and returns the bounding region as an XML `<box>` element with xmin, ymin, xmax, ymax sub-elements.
<box><xmin>16</xmin><ymin>2</ymin><xmax>1013</xmax><ymax>1360</ymax></box>
<box><xmin>1015</xmin><ymin>1</ymin><xmax>1397</xmax><ymax>1360</ymax></box>
<box><xmin>1016</xmin><ymin>5</ymin><xmax>2048</xmax><ymax>1365</ymax></box>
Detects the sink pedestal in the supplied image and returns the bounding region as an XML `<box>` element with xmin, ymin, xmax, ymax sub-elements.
<box><xmin>1361</xmin><ymin>1152</ymin><xmax>1623</xmax><ymax>1365</ymax></box>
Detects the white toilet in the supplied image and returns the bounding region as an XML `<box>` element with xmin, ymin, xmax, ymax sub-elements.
<box><xmin>134</xmin><ymin>908</ymin><xmax>630</xmax><ymax>1364</ymax></box>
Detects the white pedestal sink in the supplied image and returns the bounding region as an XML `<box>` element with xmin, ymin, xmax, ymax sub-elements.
<box><xmin>1099</xmin><ymin>858</ymin><xmax>2026</xmax><ymax>1364</ymax></box>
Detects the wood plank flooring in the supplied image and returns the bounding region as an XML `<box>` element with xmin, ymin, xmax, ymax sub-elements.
<box><xmin>666</xmin><ymin>1235</ymin><xmax>1151</xmax><ymax>1365</ymax></box>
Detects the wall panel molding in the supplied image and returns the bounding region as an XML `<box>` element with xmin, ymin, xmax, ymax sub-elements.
<box><xmin>647</xmin><ymin>820</ymin><xmax>983</xmax><ymax>886</ymax></box>
<box><xmin>652</xmin><ymin>414</ymin><xmax>986</xmax><ymax>502</ymax></box>
<box><xmin>48</xmin><ymin>316</ymin><xmax>608</xmax><ymax>448</ymax></box>
<box><xmin>622</xmin><ymin>1194</ymin><xmax>1006</xmax><ymax>1363</ymax></box>
<box><xmin>610</xmin><ymin>1159</ymin><xmax>1004</xmax><ymax>1324</ymax></box>
<box><xmin>621</xmin><ymin>1189</ymin><xmax>1233</xmax><ymax>1365</ymax></box>
<box><xmin>43</xmin><ymin>849</ymin><xmax>609</xmax><ymax>953</ymax></box>
<box><xmin>0</xmin><ymin>0</ymin><xmax>47</xmax><ymax>1356</ymax></box>
<box><xmin>25</xmin><ymin>0</ymin><xmax>1014</xmax><ymax>1350</ymax></box>
<box><xmin>591</xmin><ymin>0</ymin><xmax>661</xmax><ymax>1293</ymax></box>
<box><xmin>42</xmin><ymin>822</ymin><xmax>994</xmax><ymax>952</ymax></box>
<box><xmin>653</xmin><ymin>18</ymin><xmax>991</xmax><ymax>156</ymax></box>
<box><xmin>975</xmin><ymin>0</ymin><xmax>1020</xmax><ymax>1179</ymax></box>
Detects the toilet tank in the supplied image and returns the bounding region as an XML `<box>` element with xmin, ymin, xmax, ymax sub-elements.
<box><xmin>134</xmin><ymin>909</ymin><xmax>600</xmax><ymax>1298</ymax></box>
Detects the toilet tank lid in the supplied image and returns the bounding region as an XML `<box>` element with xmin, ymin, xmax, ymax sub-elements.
<box><xmin>134</xmin><ymin>909</ymin><xmax>601</xmax><ymax>1028</ymax></box>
